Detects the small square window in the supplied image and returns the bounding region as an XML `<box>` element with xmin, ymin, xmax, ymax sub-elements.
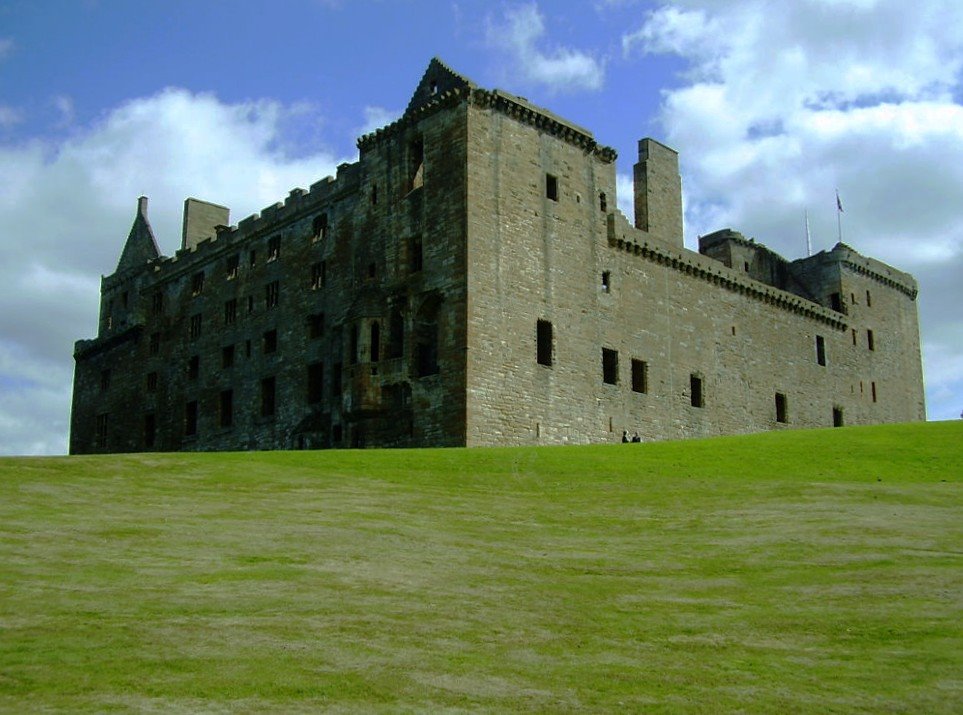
<box><xmin>631</xmin><ymin>359</ymin><xmax>648</xmax><ymax>393</ymax></box>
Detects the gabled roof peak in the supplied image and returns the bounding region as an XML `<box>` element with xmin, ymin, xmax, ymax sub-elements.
<box><xmin>403</xmin><ymin>57</ymin><xmax>476</xmax><ymax>117</ymax></box>
<box><xmin>116</xmin><ymin>195</ymin><xmax>160</xmax><ymax>274</ymax></box>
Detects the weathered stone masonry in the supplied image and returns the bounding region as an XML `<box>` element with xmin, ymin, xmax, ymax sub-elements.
<box><xmin>70</xmin><ymin>58</ymin><xmax>925</xmax><ymax>453</ymax></box>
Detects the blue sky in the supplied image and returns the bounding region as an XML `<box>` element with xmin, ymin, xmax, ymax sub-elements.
<box><xmin>1</xmin><ymin>0</ymin><xmax>961</xmax><ymax>454</ymax></box>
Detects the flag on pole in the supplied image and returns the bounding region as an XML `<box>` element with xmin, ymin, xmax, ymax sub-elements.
<box><xmin>836</xmin><ymin>190</ymin><xmax>844</xmax><ymax>213</ymax></box>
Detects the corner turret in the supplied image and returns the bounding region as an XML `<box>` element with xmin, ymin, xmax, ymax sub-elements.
<box><xmin>116</xmin><ymin>196</ymin><xmax>160</xmax><ymax>274</ymax></box>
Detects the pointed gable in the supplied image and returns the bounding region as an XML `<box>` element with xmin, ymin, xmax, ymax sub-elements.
<box><xmin>403</xmin><ymin>57</ymin><xmax>476</xmax><ymax>117</ymax></box>
<box><xmin>116</xmin><ymin>196</ymin><xmax>161</xmax><ymax>273</ymax></box>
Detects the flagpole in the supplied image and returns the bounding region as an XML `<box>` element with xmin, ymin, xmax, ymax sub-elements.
<box><xmin>835</xmin><ymin>189</ymin><xmax>844</xmax><ymax>244</ymax></box>
<box><xmin>805</xmin><ymin>209</ymin><xmax>812</xmax><ymax>257</ymax></box>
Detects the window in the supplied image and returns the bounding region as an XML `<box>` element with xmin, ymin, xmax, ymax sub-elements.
<box><xmin>249</xmin><ymin>249</ymin><xmax>257</xmax><ymax>267</ymax></box>
<box><xmin>349</xmin><ymin>325</ymin><xmax>359</xmax><ymax>365</ymax></box>
<box><xmin>191</xmin><ymin>271</ymin><xmax>204</xmax><ymax>296</ymax></box>
<box><xmin>830</xmin><ymin>292</ymin><xmax>842</xmax><ymax>311</ymax></box>
<box><xmin>311</xmin><ymin>262</ymin><xmax>325</xmax><ymax>289</ymax></box>
<box><xmin>100</xmin><ymin>369</ymin><xmax>111</xmax><ymax>392</ymax></box>
<box><xmin>599</xmin><ymin>192</ymin><xmax>607</xmax><ymax>212</ymax></box>
<box><xmin>265</xmin><ymin>280</ymin><xmax>279</xmax><ymax>309</ymax></box>
<box><xmin>371</xmin><ymin>184</ymin><xmax>378</xmax><ymax>205</ymax></box>
<box><xmin>95</xmin><ymin>413</ymin><xmax>108</xmax><ymax>450</ymax></box>
<box><xmin>602</xmin><ymin>348</ymin><xmax>618</xmax><ymax>385</ymax></box>
<box><xmin>149</xmin><ymin>332</ymin><xmax>160</xmax><ymax>355</ymax></box>
<box><xmin>690</xmin><ymin>374</ymin><xmax>704</xmax><ymax>408</ymax></box>
<box><xmin>263</xmin><ymin>329</ymin><xmax>277</xmax><ymax>354</ymax></box>
<box><xmin>144</xmin><ymin>414</ymin><xmax>156</xmax><ymax>448</ymax></box>
<box><xmin>188</xmin><ymin>355</ymin><xmax>199</xmax><ymax>380</ymax></box>
<box><xmin>308</xmin><ymin>362</ymin><xmax>324</xmax><ymax>404</ymax></box>
<box><xmin>601</xmin><ymin>271</ymin><xmax>611</xmax><ymax>293</ymax></box>
<box><xmin>866</xmin><ymin>290</ymin><xmax>872</xmax><ymax>307</ymax></box>
<box><xmin>775</xmin><ymin>392</ymin><xmax>788</xmax><ymax>423</ymax></box>
<box><xmin>871</xmin><ymin>381</ymin><xmax>878</xmax><ymax>403</ymax></box>
<box><xmin>744</xmin><ymin>261</ymin><xmax>750</xmax><ymax>272</ymax></box>
<box><xmin>852</xmin><ymin>328</ymin><xmax>857</xmax><ymax>346</ymax></box>
<box><xmin>536</xmin><ymin>320</ymin><xmax>553</xmax><ymax>367</ymax></box>
<box><xmin>833</xmin><ymin>406</ymin><xmax>844</xmax><ymax>427</ymax></box>
<box><xmin>190</xmin><ymin>314</ymin><xmax>202</xmax><ymax>340</ymax></box>
<box><xmin>368</xmin><ymin>262</ymin><xmax>377</xmax><ymax>280</ymax></box>
<box><xmin>410</xmin><ymin>236</ymin><xmax>423</xmax><ymax>273</ymax></box>
<box><xmin>631</xmin><ymin>359</ymin><xmax>648</xmax><ymax>393</ymax></box>
<box><xmin>247</xmin><ymin>296</ymin><xmax>254</xmax><ymax>315</ymax></box>
<box><xmin>184</xmin><ymin>401</ymin><xmax>198</xmax><ymax>436</ymax></box>
<box><xmin>152</xmin><ymin>291</ymin><xmax>163</xmax><ymax>315</ymax></box>
<box><xmin>546</xmin><ymin>173</ymin><xmax>558</xmax><ymax>201</ymax></box>
<box><xmin>245</xmin><ymin>339</ymin><xmax>252</xmax><ymax>358</ymax></box>
<box><xmin>146</xmin><ymin>371</ymin><xmax>158</xmax><ymax>392</ymax></box>
<box><xmin>370</xmin><ymin>322</ymin><xmax>381</xmax><ymax>362</ymax></box>
<box><xmin>224</xmin><ymin>298</ymin><xmax>237</xmax><ymax>326</ymax></box>
<box><xmin>220</xmin><ymin>390</ymin><xmax>233</xmax><ymax>428</ymax></box>
<box><xmin>308</xmin><ymin>313</ymin><xmax>325</xmax><ymax>339</ymax></box>
<box><xmin>226</xmin><ymin>254</ymin><xmax>239</xmax><ymax>280</ymax></box>
<box><xmin>867</xmin><ymin>329</ymin><xmax>875</xmax><ymax>351</ymax></box>
<box><xmin>388</xmin><ymin>310</ymin><xmax>404</xmax><ymax>359</ymax></box>
<box><xmin>815</xmin><ymin>335</ymin><xmax>826</xmax><ymax>366</ymax></box>
<box><xmin>267</xmin><ymin>236</ymin><xmax>280</xmax><ymax>262</ymax></box>
<box><xmin>415</xmin><ymin>298</ymin><xmax>441</xmax><ymax>377</ymax></box>
<box><xmin>222</xmin><ymin>344</ymin><xmax>235</xmax><ymax>368</ymax></box>
<box><xmin>409</xmin><ymin>139</ymin><xmax>424</xmax><ymax>191</ymax></box>
<box><xmin>312</xmin><ymin>213</ymin><xmax>329</xmax><ymax>241</ymax></box>
<box><xmin>260</xmin><ymin>377</ymin><xmax>276</xmax><ymax>417</ymax></box>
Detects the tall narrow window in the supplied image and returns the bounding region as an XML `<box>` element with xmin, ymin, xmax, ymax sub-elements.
<box><xmin>222</xmin><ymin>344</ymin><xmax>235</xmax><ymax>368</ymax></box>
<box><xmin>388</xmin><ymin>310</ymin><xmax>404</xmax><ymax>359</ymax></box>
<box><xmin>191</xmin><ymin>271</ymin><xmax>205</xmax><ymax>296</ymax></box>
<box><xmin>184</xmin><ymin>401</ymin><xmax>198</xmax><ymax>436</ymax></box>
<box><xmin>690</xmin><ymin>374</ymin><xmax>704</xmax><ymax>408</ymax></box>
<box><xmin>190</xmin><ymin>314</ymin><xmax>202</xmax><ymax>340</ymax></box>
<box><xmin>370</xmin><ymin>322</ymin><xmax>381</xmax><ymax>363</ymax></box>
<box><xmin>311</xmin><ymin>262</ymin><xmax>324</xmax><ymax>289</ymax></box>
<box><xmin>833</xmin><ymin>406</ymin><xmax>844</xmax><ymax>427</ymax></box>
<box><xmin>601</xmin><ymin>271</ymin><xmax>611</xmax><ymax>293</ymax></box>
<box><xmin>226</xmin><ymin>254</ymin><xmax>239</xmax><ymax>280</ymax></box>
<box><xmin>188</xmin><ymin>355</ymin><xmax>199</xmax><ymax>380</ymax></box>
<box><xmin>866</xmin><ymin>290</ymin><xmax>872</xmax><ymax>307</ymax></box>
<box><xmin>410</xmin><ymin>236</ymin><xmax>423</xmax><ymax>273</ymax></box>
<box><xmin>371</xmin><ymin>184</ymin><xmax>378</xmax><ymax>205</ymax></box>
<box><xmin>308</xmin><ymin>362</ymin><xmax>324</xmax><ymax>404</ymax></box>
<box><xmin>249</xmin><ymin>249</ymin><xmax>256</xmax><ymax>267</ymax></box>
<box><xmin>312</xmin><ymin>213</ymin><xmax>329</xmax><ymax>241</ymax></box>
<box><xmin>220</xmin><ymin>390</ymin><xmax>233</xmax><ymax>428</ymax></box>
<box><xmin>415</xmin><ymin>297</ymin><xmax>441</xmax><ymax>377</ymax></box>
<box><xmin>536</xmin><ymin>320</ymin><xmax>553</xmax><ymax>367</ymax></box>
<box><xmin>224</xmin><ymin>298</ymin><xmax>237</xmax><ymax>326</ymax></box>
<box><xmin>260</xmin><ymin>377</ymin><xmax>276</xmax><ymax>417</ymax></box>
<box><xmin>867</xmin><ymin>329</ymin><xmax>875</xmax><ymax>351</ymax></box>
<box><xmin>349</xmin><ymin>325</ymin><xmax>359</xmax><ymax>365</ymax></box>
<box><xmin>602</xmin><ymin>348</ymin><xmax>618</xmax><ymax>385</ymax></box>
<box><xmin>871</xmin><ymin>381</ymin><xmax>877</xmax><ymax>403</ymax></box>
<box><xmin>263</xmin><ymin>329</ymin><xmax>277</xmax><ymax>354</ymax></box>
<box><xmin>150</xmin><ymin>332</ymin><xmax>160</xmax><ymax>355</ymax></box>
<box><xmin>152</xmin><ymin>291</ymin><xmax>163</xmax><ymax>315</ymax></box>
<box><xmin>308</xmin><ymin>313</ymin><xmax>325</xmax><ymax>339</ymax></box>
<box><xmin>631</xmin><ymin>359</ymin><xmax>648</xmax><ymax>393</ymax></box>
<box><xmin>265</xmin><ymin>280</ymin><xmax>279</xmax><ymax>309</ymax></box>
<box><xmin>830</xmin><ymin>292</ymin><xmax>842</xmax><ymax>311</ymax></box>
<box><xmin>815</xmin><ymin>335</ymin><xmax>826</xmax><ymax>366</ymax></box>
<box><xmin>599</xmin><ymin>192</ymin><xmax>607</xmax><ymax>212</ymax></box>
<box><xmin>775</xmin><ymin>392</ymin><xmax>788</xmax><ymax>423</ymax></box>
<box><xmin>546</xmin><ymin>173</ymin><xmax>558</xmax><ymax>201</ymax></box>
<box><xmin>852</xmin><ymin>328</ymin><xmax>857</xmax><ymax>345</ymax></box>
<box><xmin>100</xmin><ymin>369</ymin><xmax>111</xmax><ymax>392</ymax></box>
<box><xmin>267</xmin><ymin>236</ymin><xmax>280</xmax><ymax>262</ymax></box>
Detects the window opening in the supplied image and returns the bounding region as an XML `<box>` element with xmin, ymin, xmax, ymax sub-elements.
<box><xmin>189</xmin><ymin>314</ymin><xmax>202</xmax><ymax>340</ymax></box>
<box><xmin>871</xmin><ymin>381</ymin><xmax>877</xmax><ymax>403</ymax></box>
<box><xmin>260</xmin><ymin>377</ymin><xmax>276</xmax><ymax>417</ymax></box>
<box><xmin>349</xmin><ymin>325</ymin><xmax>359</xmax><ymax>365</ymax></box>
<box><xmin>227</xmin><ymin>254</ymin><xmax>239</xmax><ymax>280</ymax></box>
<box><xmin>410</xmin><ymin>236</ymin><xmax>423</xmax><ymax>273</ymax></box>
<box><xmin>599</xmin><ymin>192</ymin><xmax>607</xmax><ymax>212</ymax></box>
<box><xmin>309</xmin><ymin>313</ymin><xmax>325</xmax><ymax>339</ymax></box>
<box><xmin>409</xmin><ymin>139</ymin><xmax>424</xmax><ymax>192</ymax></box>
<box><xmin>866</xmin><ymin>290</ymin><xmax>872</xmax><ymax>307</ymax></box>
<box><xmin>312</xmin><ymin>213</ymin><xmax>329</xmax><ymax>241</ymax></box>
<box><xmin>332</xmin><ymin>362</ymin><xmax>342</xmax><ymax>396</ymax></box>
<box><xmin>311</xmin><ymin>262</ymin><xmax>324</xmax><ymax>289</ymax></box>
<box><xmin>188</xmin><ymin>355</ymin><xmax>199</xmax><ymax>380</ymax></box>
<box><xmin>152</xmin><ymin>291</ymin><xmax>163</xmax><ymax>315</ymax></box>
<box><xmin>601</xmin><ymin>271</ymin><xmax>611</xmax><ymax>293</ymax></box>
<box><xmin>100</xmin><ymin>369</ymin><xmax>111</xmax><ymax>392</ymax></box>
<box><xmin>222</xmin><ymin>344</ymin><xmax>235</xmax><ymax>368</ymax></box>
<box><xmin>415</xmin><ymin>297</ymin><xmax>441</xmax><ymax>377</ymax></box>
<box><xmin>370</xmin><ymin>322</ymin><xmax>381</xmax><ymax>363</ymax></box>
<box><xmin>265</xmin><ymin>280</ymin><xmax>280</xmax><ymax>309</ymax></box>
<box><xmin>224</xmin><ymin>299</ymin><xmax>237</xmax><ymax>326</ymax></box>
<box><xmin>388</xmin><ymin>310</ymin><xmax>404</xmax><ymax>359</ymax></box>
<box><xmin>95</xmin><ymin>414</ymin><xmax>108</xmax><ymax>450</ymax></box>
<box><xmin>830</xmin><ymin>292</ymin><xmax>842</xmax><ymax>311</ymax></box>
<box><xmin>815</xmin><ymin>335</ymin><xmax>826</xmax><ymax>366</ymax></box>
<box><xmin>775</xmin><ymin>392</ymin><xmax>788</xmax><ymax>423</ymax></box>
<box><xmin>631</xmin><ymin>359</ymin><xmax>648</xmax><ymax>393</ymax></box>
<box><xmin>852</xmin><ymin>328</ymin><xmax>857</xmax><ymax>345</ymax></box>
<box><xmin>191</xmin><ymin>271</ymin><xmax>204</xmax><ymax>296</ymax></box>
<box><xmin>267</xmin><ymin>236</ymin><xmax>280</xmax><ymax>262</ymax></box>
<box><xmin>308</xmin><ymin>362</ymin><xmax>324</xmax><ymax>404</ymax></box>
<box><xmin>536</xmin><ymin>320</ymin><xmax>553</xmax><ymax>367</ymax></box>
<box><xmin>184</xmin><ymin>401</ymin><xmax>198</xmax><ymax>436</ymax></box>
<box><xmin>263</xmin><ymin>329</ymin><xmax>278</xmax><ymax>354</ymax></box>
<box><xmin>833</xmin><ymin>407</ymin><xmax>844</xmax><ymax>427</ymax></box>
<box><xmin>249</xmin><ymin>249</ymin><xmax>256</xmax><ymax>267</ymax></box>
<box><xmin>247</xmin><ymin>296</ymin><xmax>254</xmax><ymax>314</ymax></box>
<box><xmin>220</xmin><ymin>390</ymin><xmax>233</xmax><ymax>428</ymax></box>
<box><xmin>690</xmin><ymin>374</ymin><xmax>704</xmax><ymax>408</ymax></box>
<box><xmin>371</xmin><ymin>184</ymin><xmax>378</xmax><ymax>205</ymax></box>
<box><xmin>867</xmin><ymin>329</ymin><xmax>875</xmax><ymax>351</ymax></box>
<box><xmin>546</xmin><ymin>174</ymin><xmax>558</xmax><ymax>201</ymax></box>
<box><xmin>602</xmin><ymin>348</ymin><xmax>618</xmax><ymax>385</ymax></box>
<box><xmin>149</xmin><ymin>332</ymin><xmax>160</xmax><ymax>355</ymax></box>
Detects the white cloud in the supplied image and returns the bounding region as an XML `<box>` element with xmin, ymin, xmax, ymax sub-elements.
<box><xmin>488</xmin><ymin>3</ymin><xmax>605</xmax><ymax>93</ymax></box>
<box><xmin>356</xmin><ymin>105</ymin><xmax>401</xmax><ymax>138</ymax></box>
<box><xmin>0</xmin><ymin>89</ymin><xmax>346</xmax><ymax>454</ymax></box>
<box><xmin>0</xmin><ymin>106</ymin><xmax>22</xmax><ymax>128</ymax></box>
<box><xmin>0</xmin><ymin>38</ymin><xmax>13</xmax><ymax>60</ymax></box>
<box><xmin>625</xmin><ymin>0</ymin><xmax>963</xmax><ymax>420</ymax></box>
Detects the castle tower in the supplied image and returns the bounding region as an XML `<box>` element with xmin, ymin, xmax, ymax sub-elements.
<box><xmin>633</xmin><ymin>138</ymin><xmax>683</xmax><ymax>248</ymax></box>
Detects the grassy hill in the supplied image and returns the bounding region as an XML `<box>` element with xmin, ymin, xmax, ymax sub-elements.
<box><xmin>1</xmin><ymin>421</ymin><xmax>961</xmax><ymax>712</ymax></box>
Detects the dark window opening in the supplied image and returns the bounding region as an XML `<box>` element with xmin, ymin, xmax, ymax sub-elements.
<box><xmin>816</xmin><ymin>335</ymin><xmax>826</xmax><ymax>366</ymax></box>
<box><xmin>536</xmin><ymin>320</ymin><xmax>553</xmax><ymax>367</ymax></box>
<box><xmin>414</xmin><ymin>298</ymin><xmax>441</xmax><ymax>377</ymax></box>
<box><xmin>190</xmin><ymin>314</ymin><xmax>202</xmax><ymax>340</ymax></box>
<box><xmin>309</xmin><ymin>313</ymin><xmax>325</xmax><ymax>339</ymax></box>
<box><xmin>775</xmin><ymin>392</ymin><xmax>788</xmax><ymax>423</ymax></box>
<box><xmin>224</xmin><ymin>298</ymin><xmax>237</xmax><ymax>326</ymax></box>
<box><xmin>602</xmin><ymin>348</ymin><xmax>618</xmax><ymax>385</ymax></box>
<box><xmin>546</xmin><ymin>173</ymin><xmax>558</xmax><ymax>201</ymax></box>
<box><xmin>100</xmin><ymin>369</ymin><xmax>111</xmax><ymax>392</ymax></box>
<box><xmin>371</xmin><ymin>184</ymin><xmax>378</xmax><ymax>205</ymax></box>
<box><xmin>265</xmin><ymin>280</ymin><xmax>280</xmax><ymax>309</ymax></box>
<box><xmin>245</xmin><ymin>339</ymin><xmax>252</xmax><ymax>358</ymax></box>
<box><xmin>866</xmin><ymin>290</ymin><xmax>872</xmax><ymax>307</ymax></box>
<box><xmin>226</xmin><ymin>254</ymin><xmax>239</xmax><ymax>280</ymax></box>
<box><xmin>830</xmin><ymin>292</ymin><xmax>842</xmax><ymax>311</ymax></box>
<box><xmin>387</xmin><ymin>310</ymin><xmax>404</xmax><ymax>359</ymax></box>
<box><xmin>249</xmin><ymin>249</ymin><xmax>256</xmax><ymax>267</ymax></box>
<box><xmin>188</xmin><ymin>355</ymin><xmax>199</xmax><ymax>380</ymax></box>
<box><xmin>146</xmin><ymin>372</ymin><xmax>158</xmax><ymax>392</ymax></box>
<box><xmin>184</xmin><ymin>401</ymin><xmax>198</xmax><ymax>436</ymax></box>
<box><xmin>370</xmin><ymin>322</ymin><xmax>381</xmax><ymax>363</ymax></box>
<box><xmin>144</xmin><ymin>414</ymin><xmax>155</xmax><ymax>448</ymax></box>
<box><xmin>308</xmin><ymin>362</ymin><xmax>324</xmax><ymax>404</ymax></box>
<box><xmin>852</xmin><ymin>328</ymin><xmax>857</xmax><ymax>345</ymax></box>
<box><xmin>833</xmin><ymin>407</ymin><xmax>844</xmax><ymax>427</ymax></box>
<box><xmin>312</xmin><ymin>213</ymin><xmax>329</xmax><ymax>241</ymax></box>
<box><xmin>631</xmin><ymin>359</ymin><xmax>648</xmax><ymax>393</ymax></box>
<box><xmin>263</xmin><ymin>329</ymin><xmax>277</xmax><ymax>354</ymax></box>
<box><xmin>602</xmin><ymin>271</ymin><xmax>611</xmax><ymax>293</ymax></box>
<box><xmin>410</xmin><ymin>236</ymin><xmax>423</xmax><ymax>273</ymax></box>
<box><xmin>871</xmin><ymin>381</ymin><xmax>878</xmax><ymax>403</ymax></box>
<box><xmin>260</xmin><ymin>377</ymin><xmax>276</xmax><ymax>418</ymax></box>
<box><xmin>191</xmin><ymin>271</ymin><xmax>204</xmax><ymax>296</ymax></box>
<box><xmin>333</xmin><ymin>424</ymin><xmax>343</xmax><ymax>443</ymax></box>
<box><xmin>690</xmin><ymin>374</ymin><xmax>704</xmax><ymax>408</ymax></box>
<box><xmin>267</xmin><ymin>236</ymin><xmax>280</xmax><ymax>262</ymax></box>
<box><xmin>867</xmin><ymin>329</ymin><xmax>875</xmax><ymax>351</ymax></box>
<box><xmin>599</xmin><ymin>192</ymin><xmax>607</xmax><ymax>212</ymax></box>
<box><xmin>744</xmin><ymin>261</ymin><xmax>750</xmax><ymax>272</ymax></box>
<box><xmin>311</xmin><ymin>262</ymin><xmax>325</xmax><ymax>289</ymax></box>
<box><xmin>220</xmin><ymin>390</ymin><xmax>233</xmax><ymax>428</ymax></box>
<box><xmin>368</xmin><ymin>262</ymin><xmax>377</xmax><ymax>279</ymax></box>
<box><xmin>222</xmin><ymin>344</ymin><xmax>235</xmax><ymax>369</ymax></box>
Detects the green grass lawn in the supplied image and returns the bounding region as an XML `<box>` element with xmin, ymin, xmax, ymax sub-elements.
<box><xmin>1</xmin><ymin>422</ymin><xmax>961</xmax><ymax>713</ymax></box>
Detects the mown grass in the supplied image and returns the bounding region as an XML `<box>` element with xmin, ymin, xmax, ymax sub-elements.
<box><xmin>0</xmin><ymin>421</ymin><xmax>960</xmax><ymax>713</ymax></box>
